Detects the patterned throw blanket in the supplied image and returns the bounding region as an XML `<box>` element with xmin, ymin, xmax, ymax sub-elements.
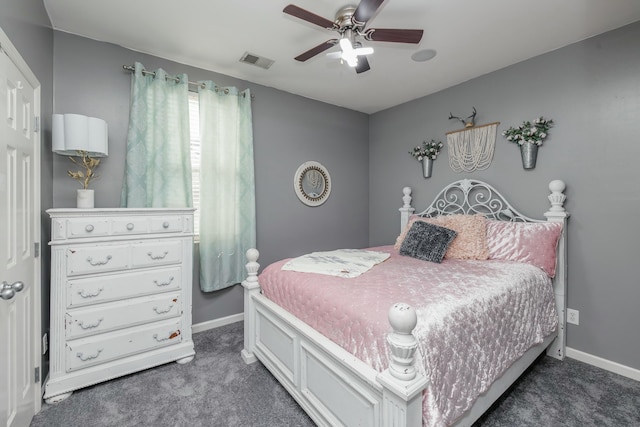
<box><xmin>281</xmin><ymin>249</ymin><xmax>390</xmax><ymax>278</ymax></box>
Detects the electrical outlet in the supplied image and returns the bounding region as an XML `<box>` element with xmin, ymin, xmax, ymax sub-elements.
<box><xmin>42</xmin><ymin>333</ymin><xmax>48</xmax><ymax>355</ymax></box>
<box><xmin>567</xmin><ymin>308</ymin><xmax>579</xmax><ymax>325</ymax></box>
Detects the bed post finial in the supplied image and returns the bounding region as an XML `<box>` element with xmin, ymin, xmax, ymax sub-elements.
<box><xmin>399</xmin><ymin>187</ymin><xmax>415</xmax><ymax>233</ymax></box>
<box><xmin>387</xmin><ymin>303</ymin><xmax>419</xmax><ymax>381</ymax></box>
<box><xmin>545</xmin><ymin>180</ymin><xmax>569</xmax><ymax>223</ymax></box>
<box><xmin>245</xmin><ymin>248</ymin><xmax>260</xmax><ymax>283</ymax></box>
<box><xmin>402</xmin><ymin>187</ymin><xmax>412</xmax><ymax>208</ymax></box>
<box><xmin>547</xmin><ymin>180</ymin><xmax>566</xmax><ymax>212</ymax></box>
<box><xmin>378</xmin><ymin>303</ymin><xmax>428</xmax><ymax>425</ymax></box>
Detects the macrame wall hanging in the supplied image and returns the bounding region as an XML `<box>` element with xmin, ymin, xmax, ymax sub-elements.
<box><xmin>446</xmin><ymin>108</ymin><xmax>499</xmax><ymax>173</ymax></box>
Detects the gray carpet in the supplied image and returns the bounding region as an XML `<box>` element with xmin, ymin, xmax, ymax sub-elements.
<box><xmin>31</xmin><ymin>322</ymin><xmax>640</xmax><ymax>427</ymax></box>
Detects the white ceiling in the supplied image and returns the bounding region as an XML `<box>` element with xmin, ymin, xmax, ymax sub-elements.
<box><xmin>43</xmin><ymin>0</ymin><xmax>640</xmax><ymax>114</ymax></box>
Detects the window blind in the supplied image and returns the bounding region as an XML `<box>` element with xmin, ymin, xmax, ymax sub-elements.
<box><xmin>188</xmin><ymin>92</ymin><xmax>201</xmax><ymax>236</ymax></box>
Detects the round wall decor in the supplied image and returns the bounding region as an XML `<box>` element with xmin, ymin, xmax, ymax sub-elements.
<box><xmin>293</xmin><ymin>161</ymin><xmax>331</xmax><ymax>207</ymax></box>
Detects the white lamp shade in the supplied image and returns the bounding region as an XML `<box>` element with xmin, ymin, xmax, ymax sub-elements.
<box><xmin>52</xmin><ymin>113</ymin><xmax>108</xmax><ymax>157</ymax></box>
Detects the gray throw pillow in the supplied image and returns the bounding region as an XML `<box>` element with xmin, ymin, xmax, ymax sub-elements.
<box><xmin>399</xmin><ymin>220</ymin><xmax>457</xmax><ymax>263</ymax></box>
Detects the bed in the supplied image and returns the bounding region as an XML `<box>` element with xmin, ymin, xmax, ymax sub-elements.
<box><xmin>241</xmin><ymin>179</ymin><xmax>569</xmax><ymax>427</ymax></box>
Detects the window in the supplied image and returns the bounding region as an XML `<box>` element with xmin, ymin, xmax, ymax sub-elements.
<box><xmin>188</xmin><ymin>91</ymin><xmax>201</xmax><ymax>235</ymax></box>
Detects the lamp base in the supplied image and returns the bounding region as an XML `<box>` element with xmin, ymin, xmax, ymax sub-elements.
<box><xmin>77</xmin><ymin>189</ymin><xmax>94</xmax><ymax>209</ymax></box>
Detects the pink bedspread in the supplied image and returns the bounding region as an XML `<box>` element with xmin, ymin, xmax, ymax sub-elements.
<box><xmin>259</xmin><ymin>245</ymin><xmax>558</xmax><ymax>426</ymax></box>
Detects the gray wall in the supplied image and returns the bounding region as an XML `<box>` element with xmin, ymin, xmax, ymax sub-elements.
<box><xmin>0</xmin><ymin>0</ymin><xmax>54</xmax><ymax>378</ymax></box>
<box><xmin>52</xmin><ymin>32</ymin><xmax>370</xmax><ymax>324</ymax></box>
<box><xmin>369</xmin><ymin>21</ymin><xmax>640</xmax><ymax>371</ymax></box>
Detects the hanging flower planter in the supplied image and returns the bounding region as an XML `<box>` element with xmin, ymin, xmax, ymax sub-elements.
<box><xmin>520</xmin><ymin>142</ymin><xmax>538</xmax><ymax>169</ymax></box>
<box><xmin>409</xmin><ymin>139</ymin><xmax>443</xmax><ymax>179</ymax></box>
<box><xmin>502</xmin><ymin>116</ymin><xmax>553</xmax><ymax>170</ymax></box>
<box><xmin>422</xmin><ymin>158</ymin><xmax>433</xmax><ymax>178</ymax></box>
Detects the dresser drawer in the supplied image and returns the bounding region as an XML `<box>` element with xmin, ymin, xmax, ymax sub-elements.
<box><xmin>50</xmin><ymin>211</ymin><xmax>192</xmax><ymax>242</ymax></box>
<box><xmin>65</xmin><ymin>318</ymin><xmax>183</xmax><ymax>372</ymax></box>
<box><xmin>66</xmin><ymin>244</ymin><xmax>130</xmax><ymax>276</ymax></box>
<box><xmin>65</xmin><ymin>293</ymin><xmax>182</xmax><ymax>339</ymax></box>
<box><xmin>132</xmin><ymin>240</ymin><xmax>183</xmax><ymax>268</ymax></box>
<box><xmin>67</xmin><ymin>218</ymin><xmax>110</xmax><ymax>238</ymax></box>
<box><xmin>67</xmin><ymin>266</ymin><xmax>182</xmax><ymax>308</ymax></box>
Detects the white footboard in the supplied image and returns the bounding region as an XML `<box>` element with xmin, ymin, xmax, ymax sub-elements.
<box><xmin>241</xmin><ymin>249</ymin><xmax>428</xmax><ymax>427</ymax></box>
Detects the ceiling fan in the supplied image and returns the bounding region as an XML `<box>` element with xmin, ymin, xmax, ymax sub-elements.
<box><xmin>283</xmin><ymin>0</ymin><xmax>424</xmax><ymax>74</ymax></box>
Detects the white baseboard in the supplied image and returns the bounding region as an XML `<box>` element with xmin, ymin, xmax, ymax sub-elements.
<box><xmin>566</xmin><ymin>347</ymin><xmax>640</xmax><ymax>382</ymax></box>
<box><xmin>192</xmin><ymin>313</ymin><xmax>244</xmax><ymax>334</ymax></box>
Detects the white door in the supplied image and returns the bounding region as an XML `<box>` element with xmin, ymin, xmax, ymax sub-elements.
<box><xmin>0</xmin><ymin>30</ymin><xmax>42</xmax><ymax>427</ymax></box>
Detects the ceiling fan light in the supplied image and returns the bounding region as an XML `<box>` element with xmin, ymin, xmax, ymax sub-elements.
<box><xmin>339</xmin><ymin>37</ymin><xmax>353</xmax><ymax>52</ymax></box>
<box><xmin>354</xmin><ymin>47</ymin><xmax>374</xmax><ymax>56</ymax></box>
<box><xmin>340</xmin><ymin>47</ymin><xmax>358</xmax><ymax>67</ymax></box>
<box><xmin>341</xmin><ymin>51</ymin><xmax>358</xmax><ymax>67</ymax></box>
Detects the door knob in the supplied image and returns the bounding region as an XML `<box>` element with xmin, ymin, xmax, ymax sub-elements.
<box><xmin>1</xmin><ymin>281</ymin><xmax>25</xmax><ymax>300</ymax></box>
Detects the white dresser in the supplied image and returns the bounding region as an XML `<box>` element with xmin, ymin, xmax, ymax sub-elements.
<box><xmin>44</xmin><ymin>208</ymin><xmax>196</xmax><ymax>403</ymax></box>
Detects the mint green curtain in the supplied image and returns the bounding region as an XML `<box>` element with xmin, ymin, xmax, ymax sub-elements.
<box><xmin>121</xmin><ymin>62</ymin><xmax>193</xmax><ymax>208</ymax></box>
<box><xmin>198</xmin><ymin>81</ymin><xmax>256</xmax><ymax>292</ymax></box>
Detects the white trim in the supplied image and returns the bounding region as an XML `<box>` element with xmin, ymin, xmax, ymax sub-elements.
<box><xmin>0</xmin><ymin>27</ymin><xmax>39</xmax><ymax>85</ymax></box>
<box><xmin>192</xmin><ymin>313</ymin><xmax>243</xmax><ymax>334</ymax></box>
<box><xmin>566</xmin><ymin>347</ymin><xmax>640</xmax><ymax>382</ymax></box>
<box><xmin>0</xmin><ymin>24</ymin><xmax>42</xmax><ymax>416</ymax></box>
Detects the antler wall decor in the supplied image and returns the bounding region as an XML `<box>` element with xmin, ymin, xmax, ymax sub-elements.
<box><xmin>448</xmin><ymin>107</ymin><xmax>477</xmax><ymax>128</ymax></box>
<box><xmin>445</xmin><ymin>107</ymin><xmax>499</xmax><ymax>173</ymax></box>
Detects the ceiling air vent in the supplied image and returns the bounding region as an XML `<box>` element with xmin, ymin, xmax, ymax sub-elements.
<box><xmin>239</xmin><ymin>52</ymin><xmax>274</xmax><ymax>70</ymax></box>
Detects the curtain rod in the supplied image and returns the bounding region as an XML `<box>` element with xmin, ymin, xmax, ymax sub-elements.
<box><xmin>122</xmin><ymin>65</ymin><xmax>253</xmax><ymax>98</ymax></box>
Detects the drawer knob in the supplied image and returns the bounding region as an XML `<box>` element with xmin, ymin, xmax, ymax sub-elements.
<box><xmin>153</xmin><ymin>304</ymin><xmax>174</xmax><ymax>315</ymax></box>
<box><xmin>154</xmin><ymin>276</ymin><xmax>175</xmax><ymax>287</ymax></box>
<box><xmin>76</xmin><ymin>348</ymin><xmax>103</xmax><ymax>362</ymax></box>
<box><xmin>85</xmin><ymin>224</ymin><xmax>94</xmax><ymax>232</ymax></box>
<box><xmin>147</xmin><ymin>251</ymin><xmax>168</xmax><ymax>261</ymax></box>
<box><xmin>78</xmin><ymin>318</ymin><xmax>104</xmax><ymax>330</ymax></box>
<box><xmin>127</xmin><ymin>223</ymin><xmax>135</xmax><ymax>230</ymax></box>
<box><xmin>78</xmin><ymin>287</ymin><xmax>104</xmax><ymax>299</ymax></box>
<box><xmin>162</xmin><ymin>221</ymin><xmax>170</xmax><ymax>229</ymax></box>
<box><xmin>86</xmin><ymin>255</ymin><xmax>112</xmax><ymax>266</ymax></box>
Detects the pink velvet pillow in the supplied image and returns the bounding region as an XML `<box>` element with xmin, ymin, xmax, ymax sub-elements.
<box><xmin>396</xmin><ymin>214</ymin><xmax>489</xmax><ymax>260</ymax></box>
<box><xmin>486</xmin><ymin>220</ymin><xmax>563</xmax><ymax>277</ymax></box>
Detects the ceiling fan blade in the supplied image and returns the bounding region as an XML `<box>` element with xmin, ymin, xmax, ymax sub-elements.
<box><xmin>364</xmin><ymin>28</ymin><xmax>424</xmax><ymax>44</ymax></box>
<box><xmin>355</xmin><ymin>56</ymin><xmax>371</xmax><ymax>74</ymax></box>
<box><xmin>294</xmin><ymin>39</ymin><xmax>338</xmax><ymax>62</ymax></box>
<box><xmin>283</xmin><ymin>4</ymin><xmax>336</xmax><ymax>29</ymax></box>
<box><xmin>353</xmin><ymin>0</ymin><xmax>385</xmax><ymax>25</ymax></box>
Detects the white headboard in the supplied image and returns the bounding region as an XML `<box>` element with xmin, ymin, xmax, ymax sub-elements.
<box><xmin>399</xmin><ymin>178</ymin><xmax>568</xmax><ymax>230</ymax></box>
